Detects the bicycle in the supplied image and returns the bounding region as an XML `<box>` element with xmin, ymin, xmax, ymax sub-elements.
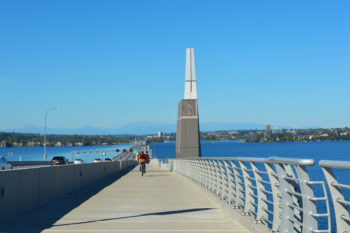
<box><xmin>140</xmin><ymin>161</ymin><xmax>146</xmax><ymax>176</ymax></box>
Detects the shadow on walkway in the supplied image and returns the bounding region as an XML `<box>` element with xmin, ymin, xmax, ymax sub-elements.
<box><xmin>52</xmin><ymin>208</ymin><xmax>215</xmax><ymax>227</ymax></box>
<box><xmin>0</xmin><ymin>165</ymin><xmax>136</xmax><ymax>233</ymax></box>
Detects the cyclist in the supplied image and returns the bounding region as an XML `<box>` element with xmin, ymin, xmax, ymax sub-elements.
<box><xmin>137</xmin><ymin>151</ymin><xmax>149</xmax><ymax>175</ymax></box>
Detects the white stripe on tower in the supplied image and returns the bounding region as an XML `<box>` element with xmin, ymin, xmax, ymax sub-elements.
<box><xmin>184</xmin><ymin>48</ymin><xmax>197</xmax><ymax>100</ymax></box>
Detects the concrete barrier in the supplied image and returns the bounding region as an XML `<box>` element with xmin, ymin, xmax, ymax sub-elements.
<box><xmin>9</xmin><ymin>161</ymin><xmax>51</xmax><ymax>167</ymax></box>
<box><xmin>0</xmin><ymin>160</ymin><xmax>137</xmax><ymax>223</ymax></box>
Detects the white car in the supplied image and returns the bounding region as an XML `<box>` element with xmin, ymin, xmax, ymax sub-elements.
<box><xmin>93</xmin><ymin>158</ymin><xmax>102</xmax><ymax>163</ymax></box>
<box><xmin>1</xmin><ymin>157</ymin><xmax>13</xmax><ymax>170</ymax></box>
<box><xmin>74</xmin><ymin>159</ymin><xmax>84</xmax><ymax>164</ymax></box>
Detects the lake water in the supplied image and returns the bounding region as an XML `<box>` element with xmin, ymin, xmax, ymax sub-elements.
<box><xmin>150</xmin><ymin>141</ymin><xmax>350</xmax><ymax>161</ymax></box>
<box><xmin>150</xmin><ymin>140</ymin><xmax>350</xmax><ymax>180</ymax></box>
<box><xmin>0</xmin><ymin>144</ymin><xmax>131</xmax><ymax>163</ymax></box>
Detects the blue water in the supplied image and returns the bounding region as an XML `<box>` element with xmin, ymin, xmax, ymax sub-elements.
<box><xmin>0</xmin><ymin>144</ymin><xmax>130</xmax><ymax>163</ymax></box>
<box><xmin>151</xmin><ymin>141</ymin><xmax>350</xmax><ymax>161</ymax></box>
<box><xmin>150</xmin><ymin>141</ymin><xmax>350</xmax><ymax>232</ymax></box>
<box><xmin>150</xmin><ymin>140</ymin><xmax>350</xmax><ymax>180</ymax></box>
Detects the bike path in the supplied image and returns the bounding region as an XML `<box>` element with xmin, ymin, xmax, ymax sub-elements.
<box><xmin>1</xmin><ymin>164</ymin><xmax>250</xmax><ymax>233</ymax></box>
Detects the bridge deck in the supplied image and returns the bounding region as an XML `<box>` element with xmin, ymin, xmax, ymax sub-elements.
<box><xmin>1</xmin><ymin>165</ymin><xmax>249</xmax><ymax>233</ymax></box>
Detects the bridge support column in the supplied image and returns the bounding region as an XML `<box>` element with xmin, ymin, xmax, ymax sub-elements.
<box><xmin>176</xmin><ymin>48</ymin><xmax>201</xmax><ymax>158</ymax></box>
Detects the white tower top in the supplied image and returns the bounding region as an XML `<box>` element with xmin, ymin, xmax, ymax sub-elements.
<box><xmin>184</xmin><ymin>48</ymin><xmax>197</xmax><ymax>99</ymax></box>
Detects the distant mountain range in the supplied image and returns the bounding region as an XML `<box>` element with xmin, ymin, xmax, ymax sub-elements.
<box><xmin>2</xmin><ymin>122</ymin><xmax>306</xmax><ymax>135</ymax></box>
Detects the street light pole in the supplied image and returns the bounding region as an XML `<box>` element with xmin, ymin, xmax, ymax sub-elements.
<box><xmin>44</xmin><ymin>106</ymin><xmax>62</xmax><ymax>160</ymax></box>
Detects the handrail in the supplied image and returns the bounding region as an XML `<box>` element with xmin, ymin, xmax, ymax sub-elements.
<box><xmin>319</xmin><ymin>160</ymin><xmax>350</xmax><ymax>169</ymax></box>
<box><xmin>180</xmin><ymin>156</ymin><xmax>315</xmax><ymax>166</ymax></box>
<box><xmin>170</xmin><ymin>157</ymin><xmax>333</xmax><ymax>233</ymax></box>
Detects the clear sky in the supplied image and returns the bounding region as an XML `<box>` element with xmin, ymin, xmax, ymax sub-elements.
<box><xmin>1</xmin><ymin>0</ymin><xmax>349</xmax><ymax>130</ymax></box>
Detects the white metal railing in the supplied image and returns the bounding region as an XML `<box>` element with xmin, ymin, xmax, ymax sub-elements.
<box><xmin>170</xmin><ymin>157</ymin><xmax>332</xmax><ymax>233</ymax></box>
<box><xmin>319</xmin><ymin>160</ymin><xmax>350</xmax><ymax>233</ymax></box>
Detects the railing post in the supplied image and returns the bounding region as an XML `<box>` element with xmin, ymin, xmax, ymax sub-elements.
<box><xmin>321</xmin><ymin>165</ymin><xmax>350</xmax><ymax>233</ymax></box>
<box><xmin>217</xmin><ymin>160</ymin><xmax>226</xmax><ymax>199</ymax></box>
<box><xmin>230</xmin><ymin>160</ymin><xmax>244</xmax><ymax>209</ymax></box>
<box><xmin>204</xmin><ymin>159</ymin><xmax>211</xmax><ymax>190</ymax></box>
<box><xmin>275</xmin><ymin>163</ymin><xmax>298</xmax><ymax>233</ymax></box>
<box><xmin>264</xmin><ymin>162</ymin><xmax>281</xmax><ymax>232</ymax></box>
<box><xmin>208</xmin><ymin>159</ymin><xmax>217</xmax><ymax>194</ymax></box>
<box><xmin>198</xmin><ymin>159</ymin><xmax>204</xmax><ymax>187</ymax></box>
<box><xmin>213</xmin><ymin>160</ymin><xmax>221</xmax><ymax>196</ymax></box>
<box><xmin>190</xmin><ymin>160</ymin><xmax>194</xmax><ymax>180</ymax></box>
<box><xmin>294</xmin><ymin>165</ymin><xmax>318</xmax><ymax>233</ymax></box>
<box><xmin>193</xmin><ymin>159</ymin><xmax>199</xmax><ymax>183</ymax></box>
<box><xmin>239</xmin><ymin>161</ymin><xmax>255</xmax><ymax>216</ymax></box>
<box><xmin>251</xmin><ymin>161</ymin><xmax>268</xmax><ymax>224</ymax></box>
<box><xmin>224</xmin><ymin>160</ymin><xmax>235</xmax><ymax>204</ymax></box>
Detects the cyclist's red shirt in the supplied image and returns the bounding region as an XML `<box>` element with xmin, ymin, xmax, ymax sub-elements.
<box><xmin>137</xmin><ymin>153</ymin><xmax>149</xmax><ymax>162</ymax></box>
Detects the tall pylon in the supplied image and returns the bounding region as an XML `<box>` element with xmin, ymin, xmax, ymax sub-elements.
<box><xmin>184</xmin><ymin>48</ymin><xmax>197</xmax><ymax>100</ymax></box>
<box><xmin>176</xmin><ymin>48</ymin><xmax>201</xmax><ymax>158</ymax></box>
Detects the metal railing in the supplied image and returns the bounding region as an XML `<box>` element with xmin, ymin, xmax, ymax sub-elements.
<box><xmin>171</xmin><ymin>157</ymin><xmax>333</xmax><ymax>233</ymax></box>
<box><xmin>319</xmin><ymin>160</ymin><xmax>350</xmax><ymax>233</ymax></box>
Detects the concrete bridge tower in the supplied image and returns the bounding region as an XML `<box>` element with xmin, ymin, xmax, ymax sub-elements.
<box><xmin>176</xmin><ymin>48</ymin><xmax>201</xmax><ymax>158</ymax></box>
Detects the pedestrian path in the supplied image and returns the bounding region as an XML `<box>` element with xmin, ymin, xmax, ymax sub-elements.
<box><xmin>0</xmin><ymin>164</ymin><xmax>250</xmax><ymax>233</ymax></box>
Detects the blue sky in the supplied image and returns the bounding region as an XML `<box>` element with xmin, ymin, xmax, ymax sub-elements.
<box><xmin>1</xmin><ymin>0</ymin><xmax>349</xmax><ymax>130</ymax></box>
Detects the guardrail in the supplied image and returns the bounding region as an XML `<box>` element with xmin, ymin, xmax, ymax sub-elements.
<box><xmin>165</xmin><ymin>157</ymin><xmax>348</xmax><ymax>233</ymax></box>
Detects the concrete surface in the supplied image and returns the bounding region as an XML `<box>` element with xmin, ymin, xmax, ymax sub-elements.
<box><xmin>0</xmin><ymin>164</ymin><xmax>249</xmax><ymax>233</ymax></box>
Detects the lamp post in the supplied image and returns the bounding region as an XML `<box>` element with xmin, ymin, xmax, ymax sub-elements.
<box><xmin>44</xmin><ymin>106</ymin><xmax>62</xmax><ymax>160</ymax></box>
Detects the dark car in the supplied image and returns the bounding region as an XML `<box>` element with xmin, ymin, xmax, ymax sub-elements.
<box><xmin>51</xmin><ymin>156</ymin><xmax>68</xmax><ymax>165</ymax></box>
<box><xmin>104</xmin><ymin>158</ymin><xmax>112</xmax><ymax>162</ymax></box>
<box><xmin>93</xmin><ymin>158</ymin><xmax>102</xmax><ymax>163</ymax></box>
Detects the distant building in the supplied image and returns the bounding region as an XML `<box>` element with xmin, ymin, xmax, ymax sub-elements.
<box><xmin>272</xmin><ymin>127</ymin><xmax>282</xmax><ymax>134</ymax></box>
<box><xmin>287</xmin><ymin>129</ymin><xmax>297</xmax><ymax>134</ymax></box>
<box><xmin>265</xmin><ymin>124</ymin><xmax>271</xmax><ymax>136</ymax></box>
<box><xmin>0</xmin><ymin>140</ymin><xmax>6</xmax><ymax>148</ymax></box>
<box><xmin>157</xmin><ymin>132</ymin><xmax>163</xmax><ymax>138</ymax></box>
<box><xmin>27</xmin><ymin>141</ymin><xmax>41</xmax><ymax>147</ymax></box>
<box><xmin>55</xmin><ymin>142</ymin><xmax>62</xmax><ymax>147</ymax></box>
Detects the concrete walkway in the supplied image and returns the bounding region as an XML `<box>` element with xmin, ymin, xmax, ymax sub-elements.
<box><xmin>1</xmin><ymin>165</ymin><xmax>249</xmax><ymax>233</ymax></box>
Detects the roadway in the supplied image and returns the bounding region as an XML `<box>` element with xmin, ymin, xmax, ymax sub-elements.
<box><xmin>0</xmin><ymin>163</ymin><xmax>249</xmax><ymax>233</ymax></box>
<box><xmin>8</xmin><ymin>151</ymin><xmax>134</xmax><ymax>170</ymax></box>
<box><xmin>113</xmin><ymin>151</ymin><xmax>135</xmax><ymax>161</ymax></box>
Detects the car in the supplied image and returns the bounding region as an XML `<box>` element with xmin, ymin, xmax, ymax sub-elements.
<box><xmin>74</xmin><ymin>159</ymin><xmax>84</xmax><ymax>164</ymax></box>
<box><xmin>93</xmin><ymin>158</ymin><xmax>102</xmax><ymax>163</ymax></box>
<box><xmin>1</xmin><ymin>157</ymin><xmax>13</xmax><ymax>170</ymax></box>
<box><xmin>122</xmin><ymin>149</ymin><xmax>127</xmax><ymax>152</ymax></box>
<box><xmin>104</xmin><ymin>158</ymin><xmax>112</xmax><ymax>162</ymax></box>
<box><xmin>51</xmin><ymin>156</ymin><xmax>68</xmax><ymax>165</ymax></box>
